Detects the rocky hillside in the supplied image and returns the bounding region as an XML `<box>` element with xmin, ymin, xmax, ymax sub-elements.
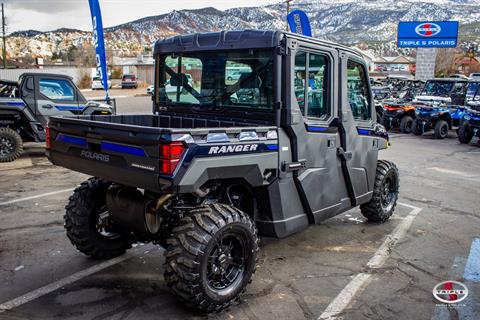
<box><xmin>6</xmin><ymin>0</ymin><xmax>480</xmax><ymax>59</ymax></box>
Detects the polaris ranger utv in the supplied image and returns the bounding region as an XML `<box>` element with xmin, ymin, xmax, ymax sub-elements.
<box><xmin>0</xmin><ymin>73</ymin><xmax>114</xmax><ymax>162</ymax></box>
<box><xmin>46</xmin><ymin>30</ymin><xmax>399</xmax><ymax>312</ymax></box>
<box><xmin>412</xmin><ymin>79</ymin><xmax>473</xmax><ymax>139</ymax></box>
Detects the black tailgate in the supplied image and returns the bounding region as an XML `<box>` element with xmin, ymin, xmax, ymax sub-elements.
<box><xmin>47</xmin><ymin>115</ymin><xmax>172</xmax><ymax>192</ymax></box>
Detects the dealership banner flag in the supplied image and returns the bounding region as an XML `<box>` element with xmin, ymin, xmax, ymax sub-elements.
<box><xmin>88</xmin><ymin>0</ymin><xmax>109</xmax><ymax>99</ymax></box>
<box><xmin>287</xmin><ymin>10</ymin><xmax>312</xmax><ymax>37</ymax></box>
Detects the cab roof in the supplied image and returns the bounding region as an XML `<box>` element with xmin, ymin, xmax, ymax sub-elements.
<box><xmin>154</xmin><ymin>29</ymin><xmax>361</xmax><ymax>58</ymax></box>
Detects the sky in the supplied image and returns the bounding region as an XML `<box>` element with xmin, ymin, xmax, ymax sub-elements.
<box><xmin>4</xmin><ymin>0</ymin><xmax>281</xmax><ymax>34</ymax></box>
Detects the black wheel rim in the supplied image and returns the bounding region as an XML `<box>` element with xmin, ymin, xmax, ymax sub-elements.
<box><xmin>381</xmin><ymin>173</ymin><xmax>397</xmax><ymax>212</ymax></box>
<box><xmin>441</xmin><ymin>124</ymin><xmax>448</xmax><ymax>136</ymax></box>
<box><xmin>406</xmin><ymin>120</ymin><xmax>413</xmax><ymax>131</ymax></box>
<box><xmin>95</xmin><ymin>205</ymin><xmax>121</xmax><ymax>239</ymax></box>
<box><xmin>206</xmin><ymin>231</ymin><xmax>248</xmax><ymax>295</ymax></box>
<box><xmin>0</xmin><ymin>136</ymin><xmax>15</xmax><ymax>157</ymax></box>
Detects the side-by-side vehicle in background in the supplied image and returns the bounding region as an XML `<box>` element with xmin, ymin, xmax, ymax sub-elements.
<box><xmin>0</xmin><ymin>73</ymin><xmax>114</xmax><ymax>162</ymax></box>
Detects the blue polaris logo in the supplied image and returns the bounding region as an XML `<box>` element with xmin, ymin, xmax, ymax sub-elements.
<box><xmin>415</xmin><ymin>23</ymin><xmax>441</xmax><ymax>37</ymax></box>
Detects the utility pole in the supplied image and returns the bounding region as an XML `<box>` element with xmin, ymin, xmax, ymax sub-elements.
<box><xmin>285</xmin><ymin>0</ymin><xmax>293</xmax><ymax>31</ymax></box>
<box><xmin>1</xmin><ymin>3</ymin><xmax>6</xmax><ymax>69</ymax></box>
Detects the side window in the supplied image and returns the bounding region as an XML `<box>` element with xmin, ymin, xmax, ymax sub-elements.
<box><xmin>347</xmin><ymin>60</ymin><xmax>371</xmax><ymax>121</ymax></box>
<box><xmin>294</xmin><ymin>52</ymin><xmax>307</xmax><ymax>114</ymax></box>
<box><xmin>294</xmin><ymin>51</ymin><xmax>329</xmax><ymax>120</ymax></box>
<box><xmin>307</xmin><ymin>53</ymin><xmax>328</xmax><ymax>119</ymax></box>
<box><xmin>39</xmin><ymin>78</ymin><xmax>75</xmax><ymax>101</ymax></box>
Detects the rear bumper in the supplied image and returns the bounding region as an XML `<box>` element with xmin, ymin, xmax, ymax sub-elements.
<box><xmin>47</xmin><ymin>149</ymin><xmax>173</xmax><ymax>193</ymax></box>
<box><xmin>121</xmin><ymin>82</ymin><xmax>137</xmax><ymax>88</ymax></box>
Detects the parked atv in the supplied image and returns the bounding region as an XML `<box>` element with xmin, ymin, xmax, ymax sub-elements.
<box><xmin>47</xmin><ymin>30</ymin><xmax>399</xmax><ymax>313</ymax></box>
<box><xmin>0</xmin><ymin>73</ymin><xmax>115</xmax><ymax>162</ymax></box>
<box><xmin>412</xmin><ymin>81</ymin><xmax>478</xmax><ymax>139</ymax></box>
<box><xmin>381</xmin><ymin>103</ymin><xmax>416</xmax><ymax>133</ymax></box>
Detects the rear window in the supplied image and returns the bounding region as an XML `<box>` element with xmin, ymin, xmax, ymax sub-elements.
<box><xmin>123</xmin><ymin>75</ymin><xmax>135</xmax><ymax>80</ymax></box>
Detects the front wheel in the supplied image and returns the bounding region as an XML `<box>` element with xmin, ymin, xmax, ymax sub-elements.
<box><xmin>400</xmin><ymin>116</ymin><xmax>413</xmax><ymax>134</ymax></box>
<box><xmin>434</xmin><ymin>120</ymin><xmax>449</xmax><ymax>139</ymax></box>
<box><xmin>164</xmin><ymin>203</ymin><xmax>259</xmax><ymax>313</ymax></box>
<box><xmin>64</xmin><ymin>177</ymin><xmax>132</xmax><ymax>259</ymax></box>
<box><xmin>0</xmin><ymin>127</ymin><xmax>23</xmax><ymax>162</ymax></box>
<box><xmin>361</xmin><ymin>160</ymin><xmax>399</xmax><ymax>222</ymax></box>
<box><xmin>412</xmin><ymin>118</ymin><xmax>423</xmax><ymax>136</ymax></box>
<box><xmin>458</xmin><ymin>123</ymin><xmax>473</xmax><ymax>144</ymax></box>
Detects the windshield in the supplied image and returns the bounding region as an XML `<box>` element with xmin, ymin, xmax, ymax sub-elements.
<box><xmin>467</xmin><ymin>82</ymin><xmax>480</xmax><ymax>101</ymax></box>
<box><xmin>421</xmin><ymin>81</ymin><xmax>455</xmax><ymax>97</ymax></box>
<box><xmin>156</xmin><ymin>49</ymin><xmax>274</xmax><ymax>111</ymax></box>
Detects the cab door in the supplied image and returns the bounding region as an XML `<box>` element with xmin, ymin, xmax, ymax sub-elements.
<box><xmin>282</xmin><ymin>38</ymin><xmax>349</xmax><ymax>223</ymax></box>
<box><xmin>338</xmin><ymin>52</ymin><xmax>379</xmax><ymax>205</ymax></box>
<box><xmin>34</xmin><ymin>75</ymin><xmax>82</xmax><ymax>125</ymax></box>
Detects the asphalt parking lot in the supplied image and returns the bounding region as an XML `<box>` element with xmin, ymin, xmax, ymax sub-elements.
<box><xmin>0</xmin><ymin>99</ymin><xmax>479</xmax><ymax>319</ymax></box>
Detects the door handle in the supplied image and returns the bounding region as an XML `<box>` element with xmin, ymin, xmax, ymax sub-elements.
<box><xmin>42</xmin><ymin>104</ymin><xmax>54</xmax><ymax>109</ymax></box>
<box><xmin>337</xmin><ymin>147</ymin><xmax>352</xmax><ymax>161</ymax></box>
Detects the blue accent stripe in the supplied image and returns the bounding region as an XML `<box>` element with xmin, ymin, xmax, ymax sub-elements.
<box><xmin>101</xmin><ymin>142</ymin><xmax>146</xmax><ymax>157</ymax></box>
<box><xmin>307</xmin><ymin>126</ymin><xmax>328</xmax><ymax>132</ymax></box>
<box><xmin>464</xmin><ymin>238</ymin><xmax>480</xmax><ymax>282</ymax></box>
<box><xmin>266</xmin><ymin>144</ymin><xmax>279</xmax><ymax>151</ymax></box>
<box><xmin>56</xmin><ymin>134</ymin><xmax>87</xmax><ymax>146</ymax></box>
<box><xmin>0</xmin><ymin>101</ymin><xmax>26</xmax><ymax>107</ymax></box>
<box><xmin>55</xmin><ymin>105</ymin><xmax>85</xmax><ymax>111</ymax></box>
<box><xmin>357</xmin><ymin>128</ymin><xmax>370</xmax><ymax>135</ymax></box>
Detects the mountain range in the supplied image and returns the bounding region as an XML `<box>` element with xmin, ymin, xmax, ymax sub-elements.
<box><xmin>6</xmin><ymin>0</ymin><xmax>480</xmax><ymax>60</ymax></box>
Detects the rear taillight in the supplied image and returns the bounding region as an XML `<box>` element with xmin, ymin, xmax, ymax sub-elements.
<box><xmin>159</xmin><ymin>141</ymin><xmax>185</xmax><ymax>175</ymax></box>
<box><xmin>45</xmin><ymin>126</ymin><xmax>51</xmax><ymax>149</ymax></box>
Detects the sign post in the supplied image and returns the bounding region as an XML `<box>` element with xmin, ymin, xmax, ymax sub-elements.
<box><xmin>397</xmin><ymin>21</ymin><xmax>459</xmax><ymax>80</ymax></box>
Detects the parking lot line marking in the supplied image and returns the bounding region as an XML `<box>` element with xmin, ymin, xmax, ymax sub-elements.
<box><xmin>0</xmin><ymin>188</ymin><xmax>74</xmax><ymax>206</ymax></box>
<box><xmin>318</xmin><ymin>203</ymin><xmax>422</xmax><ymax>320</ymax></box>
<box><xmin>463</xmin><ymin>238</ymin><xmax>480</xmax><ymax>282</ymax></box>
<box><xmin>0</xmin><ymin>248</ymin><xmax>148</xmax><ymax>313</ymax></box>
<box><xmin>427</xmin><ymin>167</ymin><xmax>476</xmax><ymax>178</ymax></box>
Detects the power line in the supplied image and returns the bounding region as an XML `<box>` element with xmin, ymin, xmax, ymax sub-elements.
<box><xmin>1</xmin><ymin>3</ymin><xmax>6</xmax><ymax>69</ymax></box>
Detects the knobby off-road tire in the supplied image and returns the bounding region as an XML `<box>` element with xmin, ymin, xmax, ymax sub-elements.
<box><xmin>361</xmin><ymin>160</ymin><xmax>399</xmax><ymax>222</ymax></box>
<box><xmin>458</xmin><ymin>123</ymin><xmax>473</xmax><ymax>144</ymax></box>
<box><xmin>412</xmin><ymin>119</ymin><xmax>423</xmax><ymax>136</ymax></box>
<box><xmin>434</xmin><ymin>120</ymin><xmax>449</xmax><ymax>139</ymax></box>
<box><xmin>399</xmin><ymin>116</ymin><xmax>414</xmax><ymax>134</ymax></box>
<box><xmin>164</xmin><ymin>203</ymin><xmax>259</xmax><ymax>313</ymax></box>
<box><xmin>0</xmin><ymin>127</ymin><xmax>23</xmax><ymax>162</ymax></box>
<box><xmin>64</xmin><ymin>177</ymin><xmax>132</xmax><ymax>259</ymax></box>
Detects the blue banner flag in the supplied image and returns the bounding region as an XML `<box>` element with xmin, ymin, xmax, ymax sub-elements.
<box><xmin>88</xmin><ymin>0</ymin><xmax>109</xmax><ymax>99</ymax></box>
<box><xmin>287</xmin><ymin>10</ymin><xmax>312</xmax><ymax>37</ymax></box>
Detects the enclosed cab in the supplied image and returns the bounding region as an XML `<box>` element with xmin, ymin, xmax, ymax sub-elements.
<box><xmin>47</xmin><ymin>30</ymin><xmax>399</xmax><ymax>313</ymax></box>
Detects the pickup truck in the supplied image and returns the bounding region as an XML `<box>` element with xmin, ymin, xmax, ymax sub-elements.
<box><xmin>0</xmin><ymin>73</ymin><xmax>114</xmax><ymax>162</ymax></box>
<box><xmin>47</xmin><ymin>30</ymin><xmax>399</xmax><ymax>313</ymax></box>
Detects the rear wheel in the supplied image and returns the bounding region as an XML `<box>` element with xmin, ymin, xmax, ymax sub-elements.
<box><xmin>164</xmin><ymin>203</ymin><xmax>259</xmax><ymax>313</ymax></box>
<box><xmin>412</xmin><ymin>118</ymin><xmax>423</xmax><ymax>136</ymax></box>
<box><xmin>64</xmin><ymin>177</ymin><xmax>132</xmax><ymax>259</ymax></box>
<box><xmin>458</xmin><ymin>123</ymin><xmax>473</xmax><ymax>144</ymax></box>
<box><xmin>399</xmin><ymin>116</ymin><xmax>413</xmax><ymax>134</ymax></box>
<box><xmin>434</xmin><ymin>120</ymin><xmax>449</xmax><ymax>139</ymax></box>
<box><xmin>361</xmin><ymin>160</ymin><xmax>399</xmax><ymax>222</ymax></box>
<box><xmin>0</xmin><ymin>127</ymin><xmax>23</xmax><ymax>162</ymax></box>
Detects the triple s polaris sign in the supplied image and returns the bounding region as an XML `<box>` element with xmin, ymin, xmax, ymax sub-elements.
<box><xmin>397</xmin><ymin>21</ymin><xmax>459</xmax><ymax>48</ymax></box>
